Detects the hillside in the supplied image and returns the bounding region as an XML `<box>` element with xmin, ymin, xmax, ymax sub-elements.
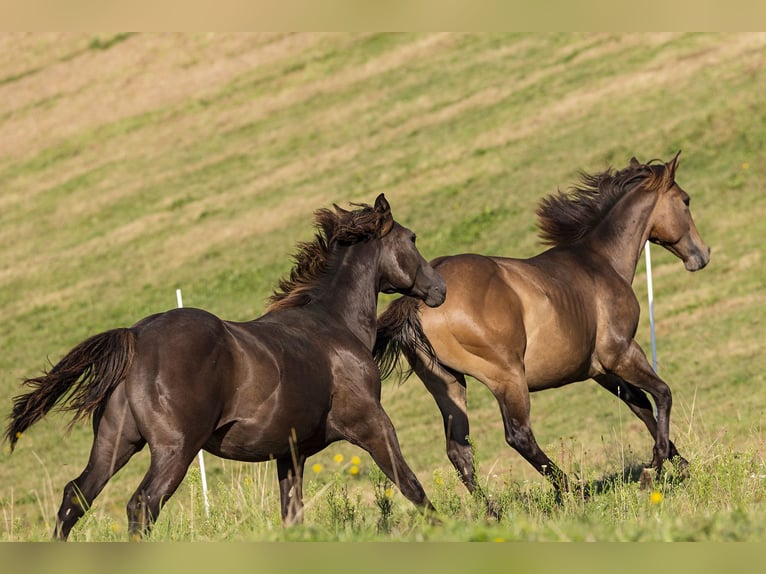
<box><xmin>1</xmin><ymin>33</ymin><xmax>764</xmax><ymax>540</ymax></box>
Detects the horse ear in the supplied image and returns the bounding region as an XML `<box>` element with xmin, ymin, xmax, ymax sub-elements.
<box><xmin>630</xmin><ymin>156</ymin><xmax>641</xmax><ymax>168</ymax></box>
<box><xmin>333</xmin><ymin>203</ymin><xmax>351</xmax><ymax>215</ymax></box>
<box><xmin>666</xmin><ymin>150</ymin><xmax>681</xmax><ymax>178</ymax></box>
<box><xmin>374</xmin><ymin>193</ymin><xmax>391</xmax><ymax>215</ymax></box>
<box><xmin>374</xmin><ymin>193</ymin><xmax>394</xmax><ymax>236</ymax></box>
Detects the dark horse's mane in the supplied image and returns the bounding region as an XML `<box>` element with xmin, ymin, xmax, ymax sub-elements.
<box><xmin>536</xmin><ymin>158</ymin><xmax>674</xmax><ymax>247</ymax></box>
<box><xmin>266</xmin><ymin>202</ymin><xmax>389</xmax><ymax>312</ymax></box>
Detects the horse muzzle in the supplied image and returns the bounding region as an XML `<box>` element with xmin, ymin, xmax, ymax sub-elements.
<box><xmin>684</xmin><ymin>244</ymin><xmax>711</xmax><ymax>272</ymax></box>
<box><xmin>423</xmin><ymin>281</ymin><xmax>447</xmax><ymax>307</ymax></box>
<box><xmin>655</xmin><ymin>232</ymin><xmax>711</xmax><ymax>273</ymax></box>
<box><xmin>416</xmin><ymin>267</ymin><xmax>447</xmax><ymax>308</ymax></box>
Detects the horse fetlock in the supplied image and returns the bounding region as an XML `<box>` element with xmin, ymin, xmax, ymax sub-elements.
<box><xmin>446</xmin><ymin>443</ymin><xmax>476</xmax><ymax>489</ymax></box>
<box><xmin>127</xmin><ymin>495</ymin><xmax>156</xmax><ymax>538</ymax></box>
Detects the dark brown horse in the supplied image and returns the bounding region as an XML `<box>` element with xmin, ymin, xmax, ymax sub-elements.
<box><xmin>5</xmin><ymin>194</ymin><xmax>446</xmax><ymax>540</ymax></box>
<box><xmin>374</xmin><ymin>153</ymin><xmax>710</xmax><ymax>498</ymax></box>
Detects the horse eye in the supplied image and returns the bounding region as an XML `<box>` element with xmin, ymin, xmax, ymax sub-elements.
<box><xmin>410</xmin><ymin>234</ymin><xmax>417</xmax><ymax>244</ymax></box>
<box><xmin>683</xmin><ymin>196</ymin><xmax>690</xmax><ymax>207</ymax></box>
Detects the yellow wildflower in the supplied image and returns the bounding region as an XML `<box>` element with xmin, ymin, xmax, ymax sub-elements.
<box><xmin>349</xmin><ymin>465</ymin><xmax>360</xmax><ymax>476</ymax></box>
<box><xmin>333</xmin><ymin>453</ymin><xmax>344</xmax><ymax>464</ymax></box>
<box><xmin>649</xmin><ymin>491</ymin><xmax>663</xmax><ymax>505</ymax></box>
<box><xmin>350</xmin><ymin>455</ymin><xmax>361</xmax><ymax>466</ymax></box>
<box><xmin>311</xmin><ymin>463</ymin><xmax>323</xmax><ymax>474</ymax></box>
<box><xmin>384</xmin><ymin>488</ymin><xmax>394</xmax><ymax>498</ymax></box>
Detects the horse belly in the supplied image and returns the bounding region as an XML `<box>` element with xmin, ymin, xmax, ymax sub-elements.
<box><xmin>523</xmin><ymin>330</ymin><xmax>595</xmax><ymax>390</ymax></box>
<box><xmin>205</xmin><ymin>408</ymin><xmax>330</xmax><ymax>462</ymax></box>
<box><xmin>205</xmin><ymin>360</ymin><xmax>334</xmax><ymax>463</ymax></box>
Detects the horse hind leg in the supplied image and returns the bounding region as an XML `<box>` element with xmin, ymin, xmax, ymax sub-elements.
<box><xmin>55</xmin><ymin>391</ymin><xmax>145</xmax><ymax>540</ymax></box>
<box><xmin>126</xmin><ymin>443</ymin><xmax>202</xmax><ymax>540</ymax></box>
<box><xmin>417</xmin><ymin>361</ymin><xmax>505</xmax><ymax>517</ymax></box>
<box><xmin>411</xmin><ymin>354</ymin><xmax>478</xmax><ymax>494</ymax></box>
<box><xmin>481</xmin><ymin>363</ymin><xmax>576</xmax><ymax>497</ymax></box>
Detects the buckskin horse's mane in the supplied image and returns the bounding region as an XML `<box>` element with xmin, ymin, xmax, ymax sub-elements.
<box><xmin>266</xmin><ymin>202</ymin><xmax>390</xmax><ymax>312</ymax></box>
<box><xmin>536</xmin><ymin>159</ymin><xmax>674</xmax><ymax>247</ymax></box>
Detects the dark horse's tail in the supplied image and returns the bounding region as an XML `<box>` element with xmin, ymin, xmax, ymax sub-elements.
<box><xmin>373</xmin><ymin>297</ymin><xmax>439</xmax><ymax>382</ymax></box>
<box><xmin>5</xmin><ymin>328</ymin><xmax>135</xmax><ymax>452</ymax></box>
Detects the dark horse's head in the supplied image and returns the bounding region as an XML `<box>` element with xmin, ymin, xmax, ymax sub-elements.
<box><xmin>267</xmin><ymin>194</ymin><xmax>445</xmax><ymax>311</ymax></box>
<box><xmin>372</xmin><ymin>194</ymin><xmax>446</xmax><ymax>307</ymax></box>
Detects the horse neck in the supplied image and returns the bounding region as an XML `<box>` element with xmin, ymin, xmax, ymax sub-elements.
<box><xmin>584</xmin><ymin>186</ymin><xmax>658</xmax><ymax>283</ymax></box>
<box><xmin>313</xmin><ymin>241</ymin><xmax>380</xmax><ymax>349</ymax></box>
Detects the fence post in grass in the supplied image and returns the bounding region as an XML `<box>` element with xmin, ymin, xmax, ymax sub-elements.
<box><xmin>176</xmin><ymin>288</ymin><xmax>211</xmax><ymax>519</ymax></box>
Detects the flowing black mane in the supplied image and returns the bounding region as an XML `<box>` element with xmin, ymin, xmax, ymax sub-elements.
<box><xmin>536</xmin><ymin>159</ymin><xmax>673</xmax><ymax>247</ymax></box>
<box><xmin>266</xmin><ymin>202</ymin><xmax>389</xmax><ymax>311</ymax></box>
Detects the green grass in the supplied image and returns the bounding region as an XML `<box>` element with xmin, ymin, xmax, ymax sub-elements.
<box><xmin>0</xmin><ymin>32</ymin><xmax>764</xmax><ymax>541</ymax></box>
<box><xmin>4</xmin><ymin>438</ymin><xmax>765</xmax><ymax>542</ymax></box>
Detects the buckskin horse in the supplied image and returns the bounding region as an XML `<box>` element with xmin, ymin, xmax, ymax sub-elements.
<box><xmin>6</xmin><ymin>194</ymin><xmax>446</xmax><ymax>540</ymax></box>
<box><xmin>374</xmin><ymin>153</ymin><xmax>710</xmax><ymax>499</ymax></box>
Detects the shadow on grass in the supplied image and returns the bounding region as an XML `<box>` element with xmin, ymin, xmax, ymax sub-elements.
<box><xmin>586</xmin><ymin>457</ymin><xmax>690</xmax><ymax>496</ymax></box>
<box><xmin>587</xmin><ymin>463</ymin><xmax>652</xmax><ymax>495</ymax></box>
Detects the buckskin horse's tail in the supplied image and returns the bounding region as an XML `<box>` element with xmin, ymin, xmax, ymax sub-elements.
<box><xmin>5</xmin><ymin>328</ymin><xmax>136</xmax><ymax>452</ymax></box>
<box><xmin>373</xmin><ymin>297</ymin><xmax>439</xmax><ymax>382</ymax></box>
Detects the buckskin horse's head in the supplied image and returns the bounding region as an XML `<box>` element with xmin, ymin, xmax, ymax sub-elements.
<box><xmin>645</xmin><ymin>151</ymin><xmax>711</xmax><ymax>271</ymax></box>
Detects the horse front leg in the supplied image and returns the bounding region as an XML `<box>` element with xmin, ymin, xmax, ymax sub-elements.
<box><xmin>608</xmin><ymin>340</ymin><xmax>674</xmax><ymax>474</ymax></box>
<box><xmin>329</xmin><ymin>397</ymin><xmax>436</xmax><ymax>519</ymax></box>
<box><xmin>594</xmin><ymin>373</ymin><xmax>688</xmax><ymax>470</ymax></box>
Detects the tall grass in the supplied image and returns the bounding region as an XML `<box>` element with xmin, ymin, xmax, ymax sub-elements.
<box><xmin>3</xmin><ymin>427</ymin><xmax>765</xmax><ymax>542</ymax></box>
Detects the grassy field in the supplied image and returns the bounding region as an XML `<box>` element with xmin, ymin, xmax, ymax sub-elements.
<box><xmin>0</xmin><ymin>33</ymin><xmax>764</xmax><ymax>541</ymax></box>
